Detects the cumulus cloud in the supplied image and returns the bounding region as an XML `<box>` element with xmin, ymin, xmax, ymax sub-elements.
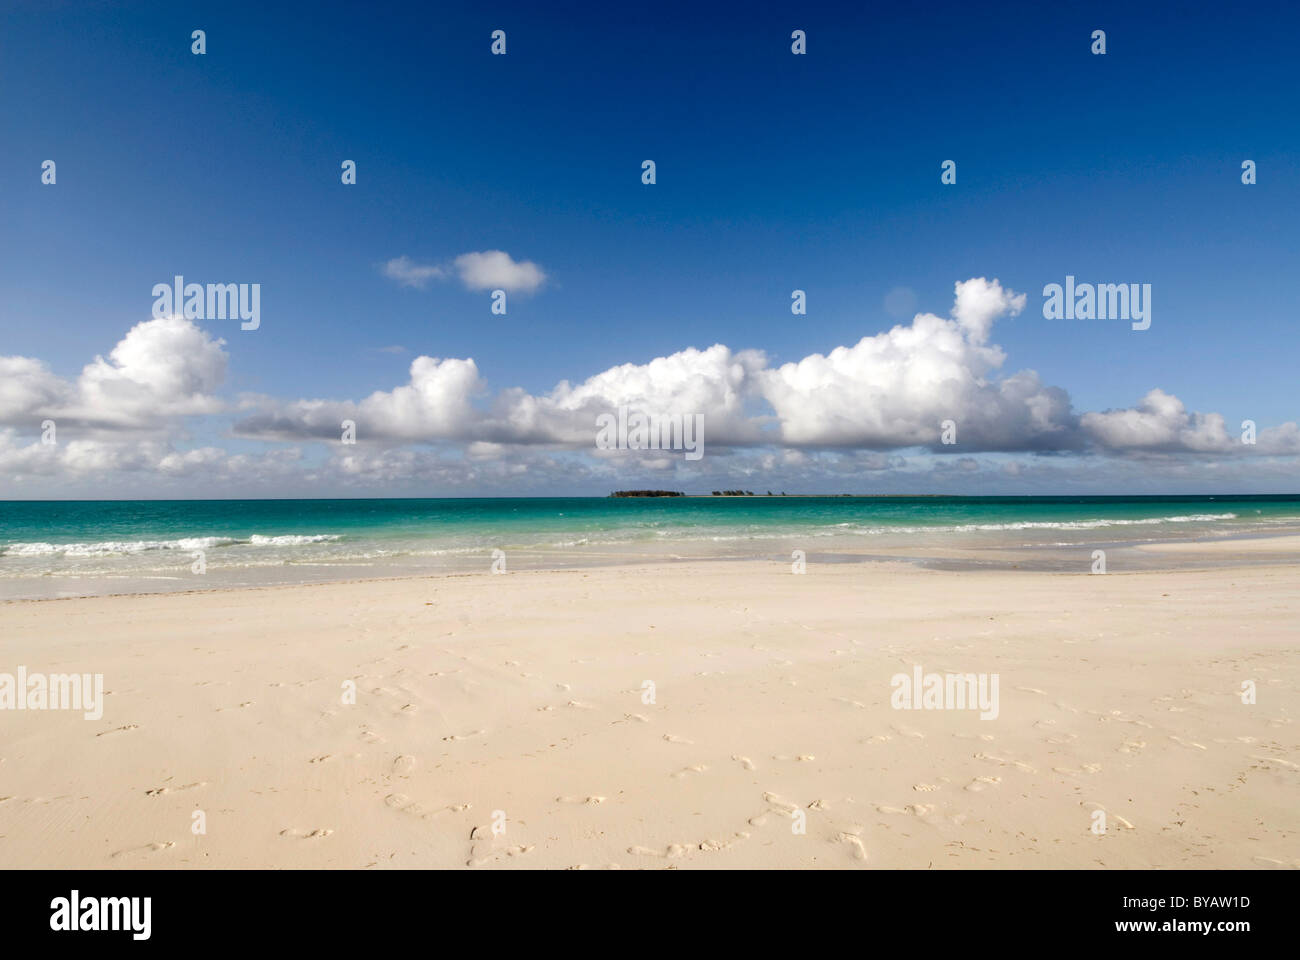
<box><xmin>1082</xmin><ymin>389</ymin><xmax>1231</xmax><ymax>452</ymax></box>
<box><xmin>235</xmin><ymin>343</ymin><xmax>767</xmax><ymax>446</ymax></box>
<box><xmin>0</xmin><ymin>356</ymin><xmax>71</xmax><ymax>422</ymax></box>
<box><xmin>233</xmin><ymin>277</ymin><xmax>1297</xmax><ymax>462</ymax></box>
<box><xmin>452</xmin><ymin>250</ymin><xmax>547</xmax><ymax>293</ymax></box>
<box><xmin>75</xmin><ymin>317</ymin><xmax>227</xmax><ymax>425</ymax></box>
<box><xmin>1083</xmin><ymin>389</ymin><xmax>1300</xmax><ymax>455</ymax></box>
<box><xmin>758</xmin><ymin>278</ymin><xmax>1075</xmax><ymax>450</ymax></box>
<box><xmin>234</xmin><ymin>356</ymin><xmax>486</xmax><ymax>442</ymax></box>
<box><xmin>382</xmin><ymin>250</ymin><xmax>547</xmax><ymax>294</ymax></box>
<box><xmin>4</xmin><ymin>278</ymin><xmax>1297</xmax><ymax>495</ymax></box>
<box><xmin>0</xmin><ymin>317</ymin><xmax>227</xmax><ymax>431</ymax></box>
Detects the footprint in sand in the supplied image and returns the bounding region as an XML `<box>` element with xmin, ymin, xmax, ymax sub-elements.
<box><xmin>391</xmin><ymin>755</ymin><xmax>417</xmax><ymax>776</ymax></box>
<box><xmin>876</xmin><ymin>803</ymin><xmax>936</xmax><ymax>816</ymax></box>
<box><xmin>761</xmin><ymin>791</ymin><xmax>798</xmax><ymax>814</ymax></box>
<box><xmin>913</xmin><ymin>784</ymin><xmax>939</xmax><ymax>792</ymax></box>
<box><xmin>772</xmin><ymin>754</ymin><xmax>816</xmax><ymax>762</ymax></box>
<box><xmin>1084</xmin><ymin>804</ymin><xmax>1135</xmax><ymax>830</ymax></box>
<box><xmin>697</xmin><ymin>833</ymin><xmax>749</xmax><ymax>852</ymax></box>
<box><xmin>627</xmin><ymin>843</ymin><xmax>687</xmax><ymax>858</ymax></box>
<box><xmin>1169</xmin><ymin>735</ymin><xmax>1207</xmax><ymax>750</ymax></box>
<box><xmin>965</xmin><ymin>776</ymin><xmax>1001</xmax><ymax>792</ymax></box>
<box><xmin>671</xmin><ymin>764</ymin><xmax>708</xmax><ymax>779</ymax></box>
<box><xmin>96</xmin><ymin>724</ymin><xmax>139</xmax><ymax>738</ymax></box>
<box><xmin>308</xmin><ymin>755</ymin><xmax>333</xmax><ymax>764</ymax></box>
<box><xmin>1249</xmin><ymin>755</ymin><xmax>1298</xmax><ymax>769</ymax></box>
<box><xmin>1253</xmin><ymin>856</ymin><xmax>1300</xmax><ymax>867</ymax></box>
<box><xmin>662</xmin><ymin>734</ymin><xmax>693</xmax><ymax>744</ymax></box>
<box><xmin>467</xmin><ymin>825</ymin><xmax>534</xmax><ymax>867</ymax></box>
<box><xmin>111</xmin><ymin>841</ymin><xmax>176</xmax><ymax>859</ymax></box>
<box><xmin>385</xmin><ymin>793</ymin><xmax>471</xmax><ymax>819</ymax></box>
<box><xmin>975</xmin><ymin>752</ymin><xmax>1035</xmax><ymax>773</ymax></box>
<box><xmin>837</xmin><ymin>832</ymin><xmax>868</xmax><ymax>861</ymax></box>
<box><xmin>556</xmin><ymin>795</ymin><xmax>607</xmax><ymax>805</ymax></box>
<box><xmin>442</xmin><ymin>730</ymin><xmax>485</xmax><ymax>742</ymax></box>
<box><xmin>144</xmin><ymin>781</ymin><xmax>206</xmax><ymax>797</ymax></box>
<box><xmin>359</xmin><ymin>729</ymin><xmax>386</xmax><ymax>744</ymax></box>
<box><xmin>1053</xmin><ymin>765</ymin><xmax>1085</xmax><ymax>776</ymax></box>
<box><xmin>279</xmin><ymin>828</ymin><xmax>333</xmax><ymax>839</ymax></box>
<box><xmin>732</xmin><ymin>755</ymin><xmax>756</xmax><ymax>770</ymax></box>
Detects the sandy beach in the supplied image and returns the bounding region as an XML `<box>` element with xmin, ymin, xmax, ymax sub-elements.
<box><xmin>0</xmin><ymin>554</ymin><xmax>1296</xmax><ymax>869</ymax></box>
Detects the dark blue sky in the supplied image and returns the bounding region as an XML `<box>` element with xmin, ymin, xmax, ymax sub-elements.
<box><xmin>1</xmin><ymin>0</ymin><xmax>1296</xmax><ymax>495</ymax></box>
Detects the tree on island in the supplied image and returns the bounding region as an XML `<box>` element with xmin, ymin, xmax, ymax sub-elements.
<box><xmin>609</xmin><ymin>490</ymin><xmax>684</xmax><ymax>498</ymax></box>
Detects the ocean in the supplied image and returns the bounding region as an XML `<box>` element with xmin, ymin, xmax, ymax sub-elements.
<box><xmin>2</xmin><ymin>495</ymin><xmax>1297</xmax><ymax>599</ymax></box>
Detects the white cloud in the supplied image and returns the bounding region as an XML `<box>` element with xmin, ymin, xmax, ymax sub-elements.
<box><xmin>0</xmin><ymin>356</ymin><xmax>71</xmax><ymax>422</ymax></box>
<box><xmin>1082</xmin><ymin>389</ymin><xmax>1230</xmax><ymax>452</ymax></box>
<box><xmin>382</xmin><ymin>256</ymin><xmax>446</xmax><ymax>289</ymax></box>
<box><xmin>235</xmin><ymin>355</ymin><xmax>485</xmax><ymax>441</ymax></box>
<box><xmin>758</xmin><ymin>278</ymin><xmax>1076</xmax><ymax>450</ymax></box>
<box><xmin>233</xmin><ymin>277</ymin><xmax>1298</xmax><ymax>464</ymax></box>
<box><xmin>0</xmin><ymin>317</ymin><xmax>227</xmax><ymax>431</ymax></box>
<box><xmin>1083</xmin><ymin>389</ymin><xmax>1300</xmax><ymax>455</ymax></box>
<box><xmin>452</xmin><ymin>250</ymin><xmax>546</xmax><ymax>293</ymax></box>
<box><xmin>4</xmin><ymin>279</ymin><xmax>1297</xmax><ymax>496</ymax></box>
<box><xmin>382</xmin><ymin>250</ymin><xmax>547</xmax><ymax>294</ymax></box>
<box><xmin>75</xmin><ymin>316</ymin><xmax>227</xmax><ymax>425</ymax></box>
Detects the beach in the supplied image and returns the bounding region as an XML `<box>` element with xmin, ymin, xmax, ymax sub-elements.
<box><xmin>1</xmin><ymin>550</ymin><xmax>1295</xmax><ymax>869</ymax></box>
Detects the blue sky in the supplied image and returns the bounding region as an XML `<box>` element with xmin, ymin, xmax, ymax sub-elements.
<box><xmin>1</xmin><ymin>0</ymin><xmax>1297</xmax><ymax>496</ymax></box>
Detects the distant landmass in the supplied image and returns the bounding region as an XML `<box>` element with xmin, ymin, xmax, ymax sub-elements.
<box><xmin>609</xmin><ymin>490</ymin><xmax>685</xmax><ymax>497</ymax></box>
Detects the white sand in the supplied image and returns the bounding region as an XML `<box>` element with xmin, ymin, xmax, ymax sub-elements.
<box><xmin>1136</xmin><ymin>534</ymin><xmax>1300</xmax><ymax>554</ymax></box>
<box><xmin>0</xmin><ymin>557</ymin><xmax>1296</xmax><ymax>869</ymax></box>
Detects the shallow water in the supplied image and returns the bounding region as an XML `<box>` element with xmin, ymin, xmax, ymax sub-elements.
<box><xmin>2</xmin><ymin>495</ymin><xmax>1297</xmax><ymax>599</ymax></box>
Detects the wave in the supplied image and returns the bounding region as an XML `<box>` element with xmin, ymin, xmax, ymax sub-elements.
<box><xmin>945</xmin><ymin>513</ymin><xmax>1238</xmax><ymax>532</ymax></box>
<box><xmin>835</xmin><ymin>513</ymin><xmax>1241</xmax><ymax>536</ymax></box>
<box><xmin>0</xmin><ymin>513</ymin><xmax>1250</xmax><ymax>564</ymax></box>
<box><xmin>2</xmin><ymin>534</ymin><xmax>341</xmax><ymax>558</ymax></box>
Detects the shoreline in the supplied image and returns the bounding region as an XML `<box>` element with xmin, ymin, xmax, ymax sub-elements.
<box><xmin>3</xmin><ymin>528</ymin><xmax>1298</xmax><ymax>604</ymax></box>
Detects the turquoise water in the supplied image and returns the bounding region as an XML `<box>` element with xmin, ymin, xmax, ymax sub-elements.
<box><xmin>2</xmin><ymin>495</ymin><xmax>1298</xmax><ymax>597</ymax></box>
